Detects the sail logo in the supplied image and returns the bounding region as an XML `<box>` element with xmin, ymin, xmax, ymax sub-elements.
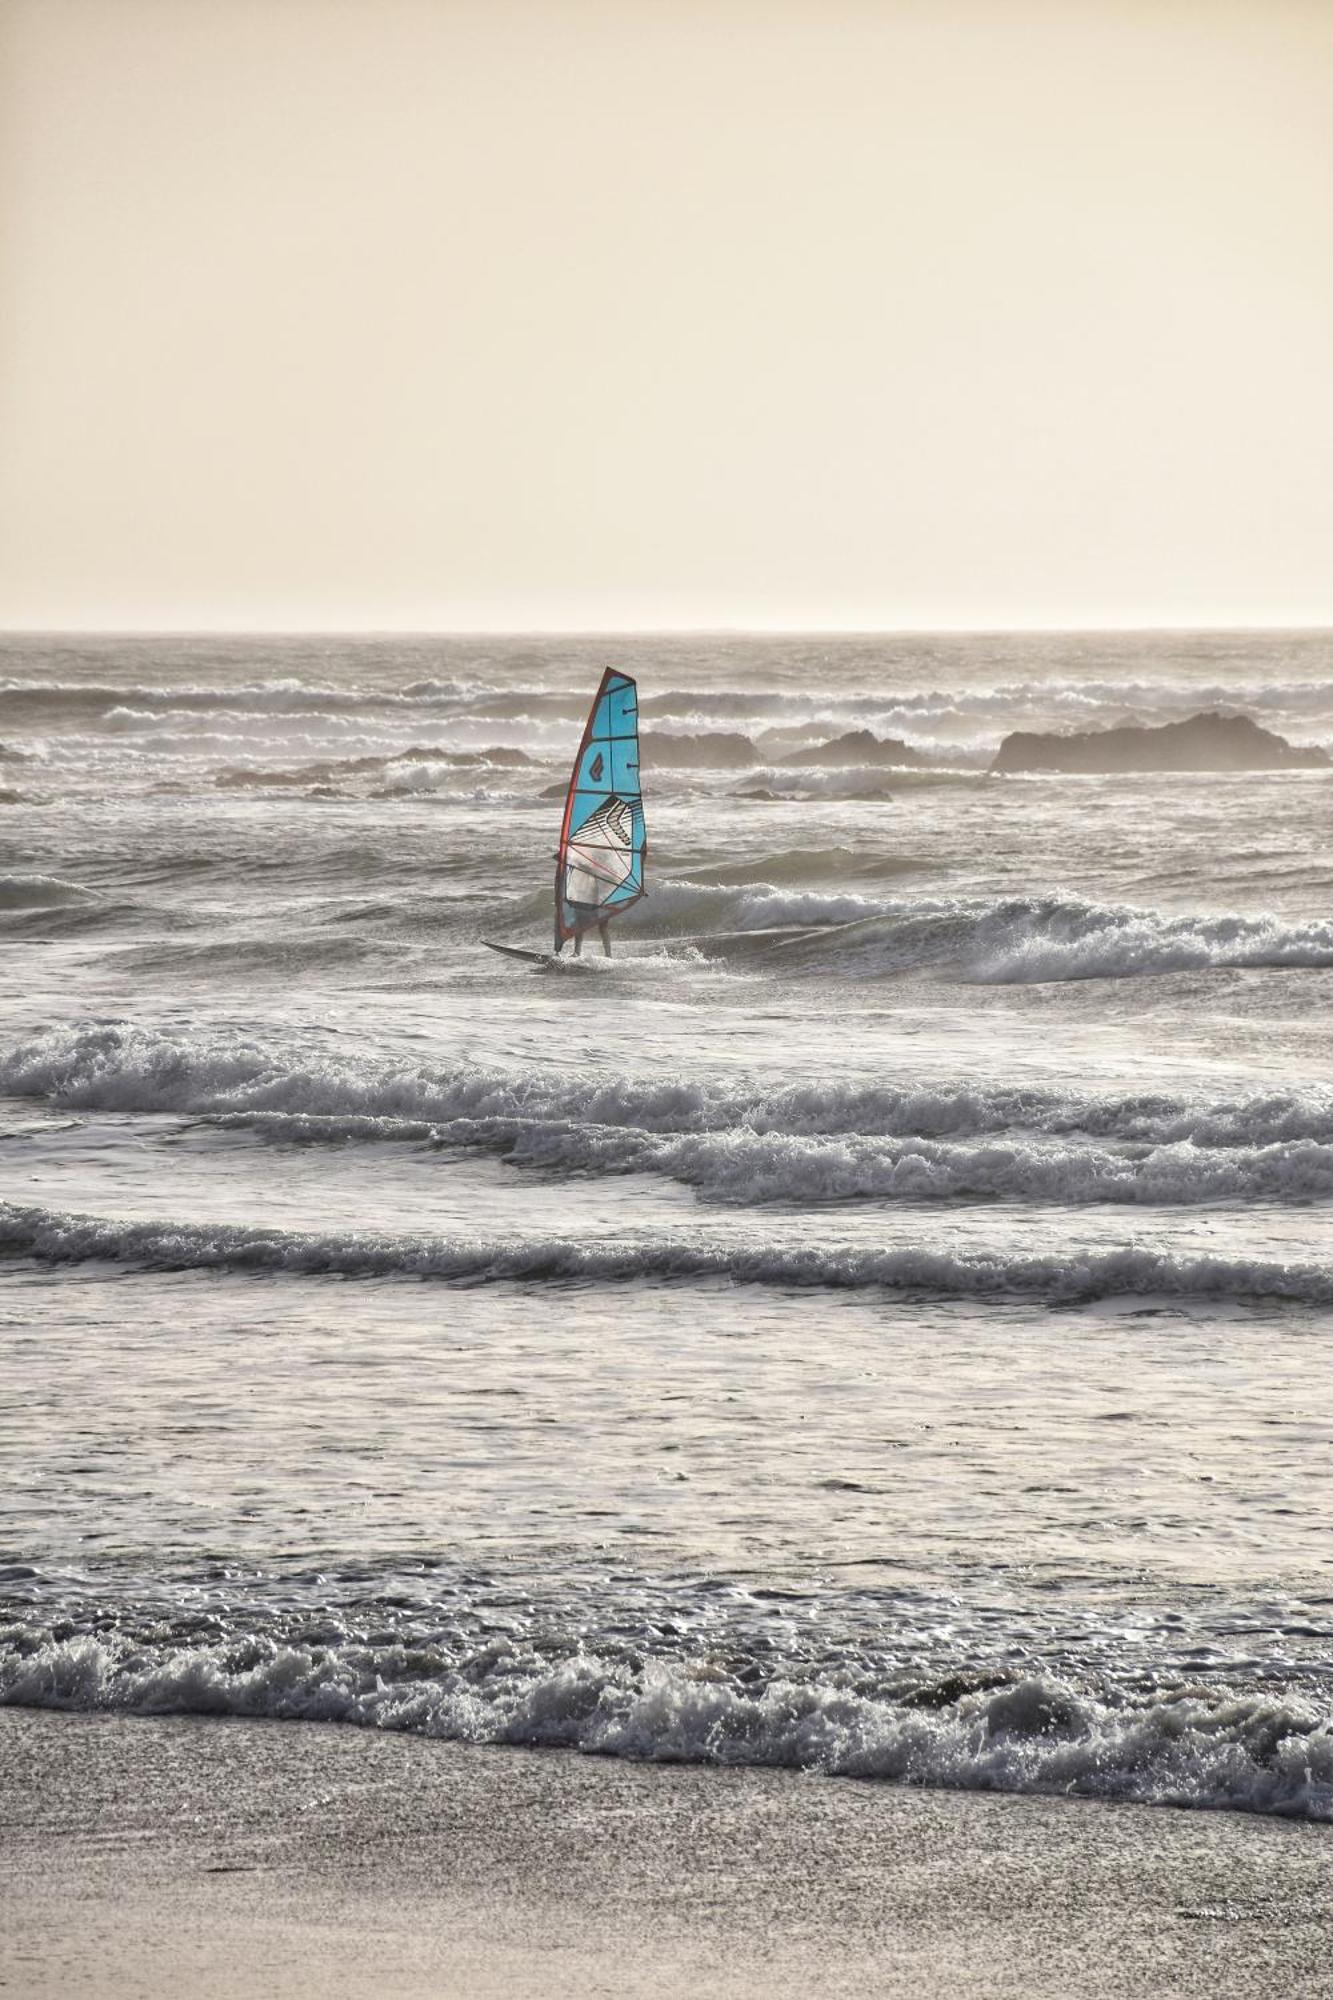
<box><xmin>588</xmin><ymin>751</ymin><xmax>605</xmax><ymax>781</ymax></box>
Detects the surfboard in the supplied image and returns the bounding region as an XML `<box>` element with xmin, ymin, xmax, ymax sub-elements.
<box><xmin>482</xmin><ymin>940</ymin><xmax>557</xmax><ymax>964</ymax></box>
<box><xmin>482</xmin><ymin>939</ymin><xmax>602</xmax><ymax>973</ymax></box>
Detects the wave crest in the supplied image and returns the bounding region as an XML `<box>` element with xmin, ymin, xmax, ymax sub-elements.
<box><xmin>0</xmin><ymin>873</ymin><xmax>97</xmax><ymax>910</ymax></box>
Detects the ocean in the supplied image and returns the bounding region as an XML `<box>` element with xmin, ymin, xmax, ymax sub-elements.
<box><xmin>2</xmin><ymin>630</ymin><xmax>1331</xmax><ymax>1822</ymax></box>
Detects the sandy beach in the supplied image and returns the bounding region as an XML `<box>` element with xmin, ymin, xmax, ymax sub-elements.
<box><xmin>2</xmin><ymin>1709</ymin><xmax>1329</xmax><ymax>1998</ymax></box>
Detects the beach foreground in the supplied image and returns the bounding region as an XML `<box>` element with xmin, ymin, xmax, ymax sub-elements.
<box><xmin>1</xmin><ymin>1710</ymin><xmax>1329</xmax><ymax>1999</ymax></box>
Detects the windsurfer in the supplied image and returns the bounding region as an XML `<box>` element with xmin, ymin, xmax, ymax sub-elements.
<box><xmin>487</xmin><ymin>669</ymin><xmax>645</xmax><ymax>967</ymax></box>
<box><xmin>558</xmin><ymin>793</ymin><xmax>639</xmax><ymax>957</ymax></box>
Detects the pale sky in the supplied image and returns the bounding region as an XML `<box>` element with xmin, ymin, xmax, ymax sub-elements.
<box><xmin>2</xmin><ymin>0</ymin><xmax>1332</xmax><ymax>630</ymax></box>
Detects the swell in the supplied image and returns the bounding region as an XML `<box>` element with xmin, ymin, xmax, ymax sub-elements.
<box><xmin>3</xmin><ymin>1201</ymin><xmax>1331</xmax><ymax>1301</ymax></box>
<box><xmin>1</xmin><ymin>1619</ymin><xmax>1329</xmax><ymax>1819</ymax></box>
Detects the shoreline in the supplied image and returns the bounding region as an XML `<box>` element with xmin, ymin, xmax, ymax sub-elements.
<box><xmin>2</xmin><ymin>1709</ymin><xmax>1329</xmax><ymax>1998</ymax></box>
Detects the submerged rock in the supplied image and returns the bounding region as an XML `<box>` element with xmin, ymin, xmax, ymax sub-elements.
<box><xmin>991</xmin><ymin>710</ymin><xmax>1329</xmax><ymax>774</ymax></box>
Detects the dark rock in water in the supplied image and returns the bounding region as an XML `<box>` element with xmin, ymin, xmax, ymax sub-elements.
<box><xmin>991</xmin><ymin>710</ymin><xmax>1329</xmax><ymax>774</ymax></box>
<box><xmin>391</xmin><ymin>744</ymin><xmax>531</xmax><ymax>766</ymax></box>
<box><xmin>781</xmin><ymin>729</ymin><xmax>925</xmax><ymax>767</ymax></box>
<box><xmin>352</xmin><ymin>744</ymin><xmax>531</xmax><ymax>770</ymax></box>
<box><xmin>643</xmin><ymin>731</ymin><xmax>758</xmax><ymax>768</ymax></box>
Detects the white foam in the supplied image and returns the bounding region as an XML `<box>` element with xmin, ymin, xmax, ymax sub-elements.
<box><xmin>2</xmin><ymin>1629</ymin><xmax>1328</xmax><ymax>1819</ymax></box>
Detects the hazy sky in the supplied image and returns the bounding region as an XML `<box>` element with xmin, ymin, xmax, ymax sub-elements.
<box><xmin>2</xmin><ymin>0</ymin><xmax>1332</xmax><ymax>630</ymax></box>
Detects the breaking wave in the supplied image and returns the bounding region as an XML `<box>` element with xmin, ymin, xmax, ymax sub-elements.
<box><xmin>965</xmin><ymin>898</ymin><xmax>1333</xmax><ymax>983</ymax></box>
<box><xmin>741</xmin><ymin>894</ymin><xmax>1333</xmax><ymax>983</ymax></box>
<box><xmin>1</xmin><ymin>1618</ymin><xmax>1329</xmax><ymax>1819</ymax></box>
<box><xmin>8</xmin><ymin>1021</ymin><xmax>1333</xmax><ymax>1153</ymax></box>
<box><xmin>606</xmin><ymin>884</ymin><xmax>1333</xmax><ymax>981</ymax></box>
<box><xmin>9</xmin><ymin>1022</ymin><xmax>1333</xmax><ymax>1207</ymax></box>
<box><xmin>3</xmin><ymin>1201</ymin><xmax>1331</xmax><ymax>1301</ymax></box>
<box><xmin>408</xmin><ymin>1121</ymin><xmax>1333</xmax><ymax>1207</ymax></box>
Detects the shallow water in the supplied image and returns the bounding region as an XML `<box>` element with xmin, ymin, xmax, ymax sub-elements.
<box><xmin>2</xmin><ymin>631</ymin><xmax>1331</xmax><ymax>1816</ymax></box>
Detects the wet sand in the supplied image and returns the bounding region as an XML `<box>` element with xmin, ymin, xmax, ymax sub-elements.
<box><xmin>1</xmin><ymin>1709</ymin><xmax>1329</xmax><ymax>1998</ymax></box>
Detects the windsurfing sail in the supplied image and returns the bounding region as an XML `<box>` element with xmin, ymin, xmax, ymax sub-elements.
<box><xmin>554</xmin><ymin>669</ymin><xmax>646</xmax><ymax>950</ymax></box>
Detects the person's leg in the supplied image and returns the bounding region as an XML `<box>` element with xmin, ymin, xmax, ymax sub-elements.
<box><xmin>573</xmin><ymin>931</ymin><xmax>582</xmax><ymax>956</ymax></box>
<box><xmin>600</xmin><ymin>921</ymin><xmax>612</xmax><ymax>958</ymax></box>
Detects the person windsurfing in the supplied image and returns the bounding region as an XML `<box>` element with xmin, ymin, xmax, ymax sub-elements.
<box><xmin>484</xmin><ymin>667</ymin><xmax>646</xmax><ymax>965</ymax></box>
<box><xmin>551</xmin><ymin>671</ymin><xmax>647</xmax><ymax>957</ymax></box>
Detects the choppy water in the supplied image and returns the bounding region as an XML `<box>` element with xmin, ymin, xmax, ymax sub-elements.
<box><xmin>2</xmin><ymin>632</ymin><xmax>1332</xmax><ymax>1818</ymax></box>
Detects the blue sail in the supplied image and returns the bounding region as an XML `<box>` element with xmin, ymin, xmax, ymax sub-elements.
<box><xmin>554</xmin><ymin>670</ymin><xmax>646</xmax><ymax>949</ymax></box>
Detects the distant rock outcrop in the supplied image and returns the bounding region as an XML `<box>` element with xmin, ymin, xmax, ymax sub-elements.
<box><xmin>991</xmin><ymin>710</ymin><xmax>1329</xmax><ymax>775</ymax></box>
<box><xmin>781</xmin><ymin>729</ymin><xmax>925</xmax><ymax>767</ymax></box>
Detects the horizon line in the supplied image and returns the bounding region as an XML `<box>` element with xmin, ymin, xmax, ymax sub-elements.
<box><xmin>3</xmin><ymin>622</ymin><xmax>1332</xmax><ymax>641</ymax></box>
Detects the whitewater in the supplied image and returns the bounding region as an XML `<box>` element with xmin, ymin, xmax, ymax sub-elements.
<box><xmin>2</xmin><ymin>630</ymin><xmax>1332</xmax><ymax>1825</ymax></box>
